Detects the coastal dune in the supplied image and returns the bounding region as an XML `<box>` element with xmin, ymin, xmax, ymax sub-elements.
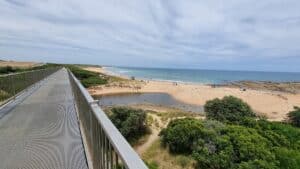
<box><xmin>85</xmin><ymin>67</ymin><xmax>300</xmax><ymax>121</ymax></box>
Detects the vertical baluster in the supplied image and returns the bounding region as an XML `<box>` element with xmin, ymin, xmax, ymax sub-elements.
<box><xmin>106</xmin><ymin>137</ymin><xmax>109</xmax><ymax>169</ymax></box>
<box><xmin>95</xmin><ymin>123</ymin><xmax>98</xmax><ymax>169</ymax></box>
<box><xmin>115</xmin><ymin>152</ymin><xmax>119</xmax><ymax>169</ymax></box>
<box><xmin>101</xmin><ymin>128</ymin><xmax>104</xmax><ymax>169</ymax></box>
<box><xmin>110</xmin><ymin>143</ymin><xmax>113</xmax><ymax>169</ymax></box>
<box><xmin>10</xmin><ymin>75</ymin><xmax>15</xmax><ymax>98</ymax></box>
<box><xmin>104</xmin><ymin>135</ymin><xmax>107</xmax><ymax>169</ymax></box>
<box><xmin>90</xmin><ymin>111</ymin><xmax>94</xmax><ymax>157</ymax></box>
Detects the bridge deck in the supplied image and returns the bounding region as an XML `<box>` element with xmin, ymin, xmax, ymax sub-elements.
<box><xmin>0</xmin><ymin>69</ymin><xmax>88</xmax><ymax>169</ymax></box>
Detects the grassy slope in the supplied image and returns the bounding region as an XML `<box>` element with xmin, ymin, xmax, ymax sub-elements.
<box><xmin>143</xmin><ymin>140</ymin><xmax>195</xmax><ymax>169</ymax></box>
<box><xmin>67</xmin><ymin>65</ymin><xmax>108</xmax><ymax>87</ymax></box>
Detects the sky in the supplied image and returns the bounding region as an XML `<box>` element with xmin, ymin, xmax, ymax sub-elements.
<box><xmin>0</xmin><ymin>0</ymin><xmax>300</xmax><ymax>72</ymax></box>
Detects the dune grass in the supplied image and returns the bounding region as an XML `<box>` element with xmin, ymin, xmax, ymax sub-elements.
<box><xmin>66</xmin><ymin>65</ymin><xmax>108</xmax><ymax>87</ymax></box>
<box><xmin>142</xmin><ymin>140</ymin><xmax>195</xmax><ymax>169</ymax></box>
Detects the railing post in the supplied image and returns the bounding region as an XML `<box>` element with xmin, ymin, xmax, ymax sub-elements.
<box><xmin>109</xmin><ymin>143</ymin><xmax>113</xmax><ymax>169</ymax></box>
<box><xmin>89</xmin><ymin>109</ymin><xmax>93</xmax><ymax>153</ymax></box>
<box><xmin>115</xmin><ymin>152</ymin><xmax>119</xmax><ymax>169</ymax></box>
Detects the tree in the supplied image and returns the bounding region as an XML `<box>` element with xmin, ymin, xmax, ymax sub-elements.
<box><xmin>160</xmin><ymin>118</ymin><xmax>204</xmax><ymax>153</ymax></box>
<box><xmin>287</xmin><ymin>106</ymin><xmax>300</xmax><ymax>127</ymax></box>
<box><xmin>204</xmin><ymin>96</ymin><xmax>256</xmax><ymax>124</ymax></box>
<box><xmin>109</xmin><ymin>107</ymin><xmax>148</xmax><ymax>143</ymax></box>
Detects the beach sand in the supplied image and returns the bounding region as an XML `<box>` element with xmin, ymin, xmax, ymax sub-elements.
<box><xmin>84</xmin><ymin>66</ymin><xmax>300</xmax><ymax>121</ymax></box>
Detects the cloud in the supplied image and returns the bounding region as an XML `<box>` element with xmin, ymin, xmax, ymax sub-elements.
<box><xmin>0</xmin><ymin>0</ymin><xmax>300</xmax><ymax>71</ymax></box>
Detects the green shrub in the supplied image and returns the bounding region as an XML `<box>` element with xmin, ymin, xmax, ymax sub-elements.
<box><xmin>274</xmin><ymin>147</ymin><xmax>300</xmax><ymax>169</ymax></box>
<box><xmin>224</xmin><ymin>126</ymin><xmax>275</xmax><ymax>163</ymax></box>
<box><xmin>67</xmin><ymin>65</ymin><xmax>107</xmax><ymax>87</ymax></box>
<box><xmin>237</xmin><ymin>160</ymin><xmax>278</xmax><ymax>169</ymax></box>
<box><xmin>287</xmin><ymin>106</ymin><xmax>300</xmax><ymax>127</ymax></box>
<box><xmin>160</xmin><ymin>119</ymin><xmax>226</xmax><ymax>154</ymax></box>
<box><xmin>204</xmin><ymin>96</ymin><xmax>255</xmax><ymax>124</ymax></box>
<box><xmin>109</xmin><ymin>107</ymin><xmax>148</xmax><ymax>143</ymax></box>
<box><xmin>160</xmin><ymin>118</ymin><xmax>300</xmax><ymax>169</ymax></box>
<box><xmin>192</xmin><ymin>124</ymin><xmax>278</xmax><ymax>169</ymax></box>
<box><xmin>0</xmin><ymin>66</ymin><xmax>20</xmax><ymax>74</ymax></box>
<box><xmin>0</xmin><ymin>63</ymin><xmax>60</xmax><ymax>75</ymax></box>
<box><xmin>160</xmin><ymin>118</ymin><xmax>204</xmax><ymax>153</ymax></box>
<box><xmin>81</xmin><ymin>76</ymin><xmax>107</xmax><ymax>88</ymax></box>
<box><xmin>0</xmin><ymin>89</ymin><xmax>11</xmax><ymax>101</ymax></box>
<box><xmin>176</xmin><ymin>155</ymin><xmax>192</xmax><ymax>168</ymax></box>
<box><xmin>253</xmin><ymin>120</ymin><xmax>300</xmax><ymax>149</ymax></box>
<box><xmin>145</xmin><ymin>161</ymin><xmax>159</xmax><ymax>169</ymax></box>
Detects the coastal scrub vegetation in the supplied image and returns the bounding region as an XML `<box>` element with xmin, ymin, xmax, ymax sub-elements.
<box><xmin>107</xmin><ymin>107</ymin><xmax>150</xmax><ymax>144</ymax></box>
<box><xmin>143</xmin><ymin>139</ymin><xmax>195</xmax><ymax>169</ymax></box>
<box><xmin>38</xmin><ymin>63</ymin><xmax>109</xmax><ymax>87</ymax></box>
<box><xmin>0</xmin><ymin>63</ymin><xmax>60</xmax><ymax>75</ymax></box>
<box><xmin>159</xmin><ymin>96</ymin><xmax>300</xmax><ymax>169</ymax></box>
<box><xmin>66</xmin><ymin>65</ymin><xmax>108</xmax><ymax>87</ymax></box>
<box><xmin>160</xmin><ymin>118</ymin><xmax>300</xmax><ymax>169</ymax></box>
<box><xmin>204</xmin><ymin>96</ymin><xmax>256</xmax><ymax>124</ymax></box>
<box><xmin>287</xmin><ymin>106</ymin><xmax>300</xmax><ymax>127</ymax></box>
<box><xmin>0</xmin><ymin>66</ymin><xmax>20</xmax><ymax>74</ymax></box>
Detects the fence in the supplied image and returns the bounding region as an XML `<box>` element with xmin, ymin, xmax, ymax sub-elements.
<box><xmin>68</xmin><ymin>70</ymin><xmax>148</xmax><ymax>169</ymax></box>
<box><xmin>0</xmin><ymin>67</ymin><xmax>60</xmax><ymax>104</ymax></box>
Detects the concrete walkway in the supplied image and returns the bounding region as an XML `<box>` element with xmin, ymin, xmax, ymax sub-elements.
<box><xmin>0</xmin><ymin>69</ymin><xmax>88</xmax><ymax>169</ymax></box>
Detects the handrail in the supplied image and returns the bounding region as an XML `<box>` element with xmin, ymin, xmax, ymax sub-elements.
<box><xmin>68</xmin><ymin>69</ymin><xmax>148</xmax><ymax>169</ymax></box>
<box><xmin>0</xmin><ymin>67</ymin><xmax>54</xmax><ymax>77</ymax></box>
<box><xmin>0</xmin><ymin>67</ymin><xmax>60</xmax><ymax>104</ymax></box>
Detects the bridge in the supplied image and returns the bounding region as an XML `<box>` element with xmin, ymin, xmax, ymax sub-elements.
<box><xmin>0</xmin><ymin>68</ymin><xmax>147</xmax><ymax>169</ymax></box>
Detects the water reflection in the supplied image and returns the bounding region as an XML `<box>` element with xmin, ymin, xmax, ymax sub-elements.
<box><xmin>94</xmin><ymin>93</ymin><xmax>204</xmax><ymax>113</ymax></box>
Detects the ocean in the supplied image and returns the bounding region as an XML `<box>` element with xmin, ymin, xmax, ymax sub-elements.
<box><xmin>105</xmin><ymin>67</ymin><xmax>300</xmax><ymax>84</ymax></box>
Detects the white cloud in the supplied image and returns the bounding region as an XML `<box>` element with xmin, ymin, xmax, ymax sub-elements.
<box><xmin>0</xmin><ymin>0</ymin><xmax>300</xmax><ymax>71</ymax></box>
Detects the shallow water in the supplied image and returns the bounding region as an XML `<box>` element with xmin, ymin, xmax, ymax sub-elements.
<box><xmin>94</xmin><ymin>93</ymin><xmax>204</xmax><ymax>113</ymax></box>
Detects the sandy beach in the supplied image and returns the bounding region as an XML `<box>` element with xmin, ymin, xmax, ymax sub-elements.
<box><xmin>84</xmin><ymin>67</ymin><xmax>300</xmax><ymax>121</ymax></box>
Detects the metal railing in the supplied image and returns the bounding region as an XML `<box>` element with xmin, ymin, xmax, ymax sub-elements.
<box><xmin>68</xmin><ymin>70</ymin><xmax>148</xmax><ymax>169</ymax></box>
<box><xmin>0</xmin><ymin>67</ymin><xmax>60</xmax><ymax>104</ymax></box>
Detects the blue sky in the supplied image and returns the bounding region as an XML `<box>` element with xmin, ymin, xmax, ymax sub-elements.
<box><xmin>0</xmin><ymin>0</ymin><xmax>300</xmax><ymax>72</ymax></box>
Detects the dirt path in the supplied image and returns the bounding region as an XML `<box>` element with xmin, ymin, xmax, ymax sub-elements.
<box><xmin>136</xmin><ymin>114</ymin><xmax>165</xmax><ymax>155</ymax></box>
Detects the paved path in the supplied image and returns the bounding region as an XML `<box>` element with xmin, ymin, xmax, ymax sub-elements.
<box><xmin>0</xmin><ymin>69</ymin><xmax>88</xmax><ymax>169</ymax></box>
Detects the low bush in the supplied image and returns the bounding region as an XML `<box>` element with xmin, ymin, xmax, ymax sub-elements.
<box><xmin>0</xmin><ymin>63</ymin><xmax>61</xmax><ymax>75</ymax></box>
<box><xmin>0</xmin><ymin>66</ymin><xmax>21</xmax><ymax>74</ymax></box>
<box><xmin>160</xmin><ymin>118</ymin><xmax>204</xmax><ymax>153</ymax></box>
<box><xmin>287</xmin><ymin>106</ymin><xmax>300</xmax><ymax>127</ymax></box>
<box><xmin>160</xmin><ymin>118</ymin><xmax>300</xmax><ymax>169</ymax></box>
<box><xmin>109</xmin><ymin>107</ymin><xmax>149</xmax><ymax>143</ymax></box>
<box><xmin>176</xmin><ymin>155</ymin><xmax>191</xmax><ymax>168</ymax></box>
<box><xmin>204</xmin><ymin>96</ymin><xmax>256</xmax><ymax>124</ymax></box>
<box><xmin>67</xmin><ymin>65</ymin><xmax>108</xmax><ymax>87</ymax></box>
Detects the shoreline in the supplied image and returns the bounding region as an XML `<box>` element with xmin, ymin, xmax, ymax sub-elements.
<box><xmin>84</xmin><ymin>66</ymin><xmax>300</xmax><ymax>121</ymax></box>
<box><xmin>103</xmin><ymin>66</ymin><xmax>300</xmax><ymax>86</ymax></box>
<box><xmin>103</xmin><ymin>67</ymin><xmax>218</xmax><ymax>86</ymax></box>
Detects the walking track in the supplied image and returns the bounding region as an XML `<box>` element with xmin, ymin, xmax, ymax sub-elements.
<box><xmin>0</xmin><ymin>69</ymin><xmax>88</xmax><ymax>169</ymax></box>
